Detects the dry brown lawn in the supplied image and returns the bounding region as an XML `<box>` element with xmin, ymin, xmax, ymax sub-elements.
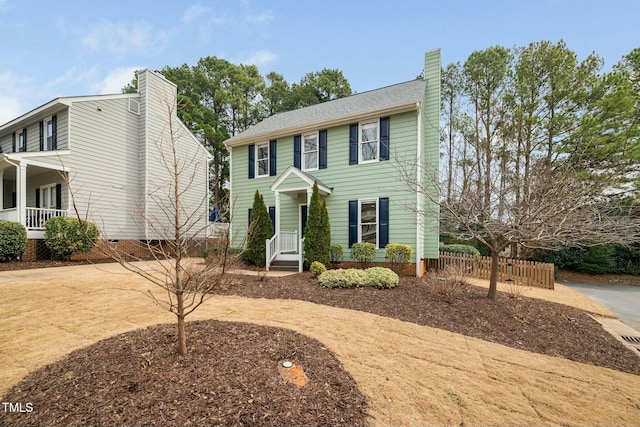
<box><xmin>0</xmin><ymin>263</ymin><xmax>639</xmax><ymax>426</ymax></box>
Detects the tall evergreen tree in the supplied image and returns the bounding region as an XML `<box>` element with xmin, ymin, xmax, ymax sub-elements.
<box><xmin>244</xmin><ymin>190</ymin><xmax>273</xmax><ymax>267</ymax></box>
<box><xmin>303</xmin><ymin>182</ymin><xmax>330</xmax><ymax>267</ymax></box>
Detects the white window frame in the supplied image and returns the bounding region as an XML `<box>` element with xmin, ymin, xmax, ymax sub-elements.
<box><xmin>302</xmin><ymin>132</ymin><xmax>319</xmax><ymax>171</ymax></box>
<box><xmin>256</xmin><ymin>142</ymin><xmax>269</xmax><ymax>177</ymax></box>
<box><xmin>358</xmin><ymin>120</ymin><xmax>379</xmax><ymax>164</ymax></box>
<box><xmin>40</xmin><ymin>184</ymin><xmax>57</xmax><ymax>209</ymax></box>
<box><xmin>18</xmin><ymin>129</ymin><xmax>26</xmax><ymax>152</ymax></box>
<box><xmin>358</xmin><ymin>198</ymin><xmax>378</xmax><ymax>248</ymax></box>
<box><xmin>44</xmin><ymin>116</ymin><xmax>54</xmax><ymax>150</ymax></box>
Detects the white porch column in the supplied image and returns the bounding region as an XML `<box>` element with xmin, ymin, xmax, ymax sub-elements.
<box><xmin>17</xmin><ymin>162</ymin><xmax>26</xmax><ymax>226</ymax></box>
<box><xmin>274</xmin><ymin>191</ymin><xmax>280</xmax><ymax>235</ymax></box>
<box><xmin>306</xmin><ymin>187</ymin><xmax>312</xmax><ymax>208</ymax></box>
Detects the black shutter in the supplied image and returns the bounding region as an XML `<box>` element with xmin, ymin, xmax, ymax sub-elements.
<box><xmin>319</xmin><ymin>130</ymin><xmax>327</xmax><ymax>169</ymax></box>
<box><xmin>380</xmin><ymin>117</ymin><xmax>390</xmax><ymax>161</ymax></box>
<box><xmin>35</xmin><ymin>189</ymin><xmax>40</xmax><ymax>208</ymax></box>
<box><xmin>269</xmin><ymin>140</ymin><xmax>277</xmax><ymax>176</ymax></box>
<box><xmin>349</xmin><ymin>124</ymin><xmax>358</xmax><ymax>165</ymax></box>
<box><xmin>51</xmin><ymin>115</ymin><xmax>57</xmax><ymax>149</ymax></box>
<box><xmin>12</xmin><ymin>133</ymin><xmax>15</xmax><ymax>152</ymax></box>
<box><xmin>22</xmin><ymin>128</ymin><xmax>27</xmax><ymax>152</ymax></box>
<box><xmin>248</xmin><ymin>144</ymin><xmax>255</xmax><ymax>179</ymax></box>
<box><xmin>39</xmin><ymin>121</ymin><xmax>44</xmax><ymax>151</ymax></box>
<box><xmin>378</xmin><ymin>197</ymin><xmax>389</xmax><ymax>248</ymax></box>
<box><xmin>348</xmin><ymin>200</ymin><xmax>358</xmax><ymax>248</ymax></box>
<box><xmin>293</xmin><ymin>135</ymin><xmax>301</xmax><ymax>168</ymax></box>
<box><xmin>268</xmin><ymin>206</ymin><xmax>276</xmax><ymax>232</ymax></box>
<box><xmin>55</xmin><ymin>184</ymin><xmax>62</xmax><ymax>210</ymax></box>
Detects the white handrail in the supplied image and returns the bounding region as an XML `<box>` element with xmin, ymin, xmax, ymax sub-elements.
<box><xmin>298</xmin><ymin>237</ymin><xmax>305</xmax><ymax>272</ymax></box>
<box><xmin>266</xmin><ymin>233</ymin><xmax>278</xmax><ymax>271</ymax></box>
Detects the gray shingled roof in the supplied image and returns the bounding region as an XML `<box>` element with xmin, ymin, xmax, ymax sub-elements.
<box><xmin>225</xmin><ymin>78</ymin><xmax>427</xmax><ymax>146</ymax></box>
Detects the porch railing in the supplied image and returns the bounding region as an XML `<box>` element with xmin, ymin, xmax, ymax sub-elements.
<box><xmin>265</xmin><ymin>231</ymin><xmax>299</xmax><ymax>271</ymax></box>
<box><xmin>266</xmin><ymin>234</ymin><xmax>278</xmax><ymax>270</ymax></box>
<box><xmin>25</xmin><ymin>207</ymin><xmax>68</xmax><ymax>230</ymax></box>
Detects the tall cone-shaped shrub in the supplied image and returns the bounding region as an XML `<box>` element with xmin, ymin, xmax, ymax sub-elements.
<box><xmin>304</xmin><ymin>182</ymin><xmax>330</xmax><ymax>267</ymax></box>
<box><xmin>244</xmin><ymin>190</ymin><xmax>273</xmax><ymax>267</ymax></box>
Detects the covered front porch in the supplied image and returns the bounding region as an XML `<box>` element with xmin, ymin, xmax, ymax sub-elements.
<box><xmin>266</xmin><ymin>166</ymin><xmax>332</xmax><ymax>271</ymax></box>
<box><xmin>0</xmin><ymin>154</ymin><xmax>69</xmax><ymax>238</ymax></box>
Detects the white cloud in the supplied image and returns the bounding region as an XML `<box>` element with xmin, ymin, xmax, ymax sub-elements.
<box><xmin>245</xmin><ymin>11</ymin><xmax>274</xmax><ymax>25</ymax></box>
<box><xmin>182</xmin><ymin>4</ymin><xmax>212</xmax><ymax>23</ymax></box>
<box><xmin>99</xmin><ymin>66</ymin><xmax>143</xmax><ymax>94</ymax></box>
<box><xmin>81</xmin><ymin>21</ymin><xmax>153</xmax><ymax>56</ymax></box>
<box><xmin>242</xmin><ymin>49</ymin><xmax>278</xmax><ymax>68</ymax></box>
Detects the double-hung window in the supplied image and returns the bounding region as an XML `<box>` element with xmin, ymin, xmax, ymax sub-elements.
<box><xmin>303</xmin><ymin>133</ymin><xmax>318</xmax><ymax>170</ymax></box>
<box><xmin>40</xmin><ymin>184</ymin><xmax>58</xmax><ymax>209</ymax></box>
<box><xmin>359</xmin><ymin>199</ymin><xmax>378</xmax><ymax>245</ymax></box>
<box><xmin>18</xmin><ymin>129</ymin><xmax>27</xmax><ymax>152</ymax></box>
<box><xmin>359</xmin><ymin>121</ymin><xmax>379</xmax><ymax>163</ymax></box>
<box><xmin>256</xmin><ymin>143</ymin><xmax>269</xmax><ymax>177</ymax></box>
<box><xmin>45</xmin><ymin>117</ymin><xmax>54</xmax><ymax>150</ymax></box>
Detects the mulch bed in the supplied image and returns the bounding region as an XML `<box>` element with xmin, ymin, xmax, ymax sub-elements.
<box><xmin>0</xmin><ymin>321</ymin><xmax>368</xmax><ymax>427</ymax></box>
<box><xmin>1</xmin><ymin>262</ymin><xmax>639</xmax><ymax>427</ymax></box>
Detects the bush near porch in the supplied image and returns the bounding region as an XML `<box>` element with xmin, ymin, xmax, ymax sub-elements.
<box><xmin>0</xmin><ymin>220</ymin><xmax>27</xmax><ymax>262</ymax></box>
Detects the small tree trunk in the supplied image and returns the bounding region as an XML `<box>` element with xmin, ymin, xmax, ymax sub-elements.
<box><xmin>487</xmin><ymin>249</ymin><xmax>499</xmax><ymax>299</ymax></box>
<box><xmin>176</xmin><ymin>294</ymin><xmax>187</xmax><ymax>356</ymax></box>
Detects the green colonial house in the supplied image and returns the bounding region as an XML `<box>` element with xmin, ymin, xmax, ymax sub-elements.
<box><xmin>225</xmin><ymin>50</ymin><xmax>441</xmax><ymax>276</ymax></box>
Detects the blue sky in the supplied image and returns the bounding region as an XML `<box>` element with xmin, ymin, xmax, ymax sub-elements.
<box><xmin>1</xmin><ymin>0</ymin><xmax>638</xmax><ymax>124</ymax></box>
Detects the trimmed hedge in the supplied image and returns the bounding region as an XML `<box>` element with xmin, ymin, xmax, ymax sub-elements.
<box><xmin>351</xmin><ymin>242</ymin><xmax>376</xmax><ymax>267</ymax></box>
<box><xmin>440</xmin><ymin>244</ymin><xmax>481</xmax><ymax>256</ymax></box>
<box><xmin>310</xmin><ymin>261</ymin><xmax>327</xmax><ymax>277</ymax></box>
<box><xmin>385</xmin><ymin>243</ymin><xmax>413</xmax><ymax>264</ymax></box>
<box><xmin>0</xmin><ymin>220</ymin><xmax>27</xmax><ymax>262</ymax></box>
<box><xmin>318</xmin><ymin>267</ymin><xmax>399</xmax><ymax>289</ymax></box>
<box><xmin>44</xmin><ymin>216</ymin><xmax>100</xmax><ymax>260</ymax></box>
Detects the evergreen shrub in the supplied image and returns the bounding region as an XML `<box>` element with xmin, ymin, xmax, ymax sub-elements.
<box><xmin>385</xmin><ymin>243</ymin><xmax>413</xmax><ymax>264</ymax></box>
<box><xmin>318</xmin><ymin>267</ymin><xmax>399</xmax><ymax>289</ymax></box>
<box><xmin>0</xmin><ymin>220</ymin><xmax>27</xmax><ymax>262</ymax></box>
<box><xmin>44</xmin><ymin>216</ymin><xmax>99</xmax><ymax>260</ymax></box>
<box><xmin>440</xmin><ymin>244</ymin><xmax>481</xmax><ymax>256</ymax></box>
<box><xmin>351</xmin><ymin>242</ymin><xmax>376</xmax><ymax>267</ymax></box>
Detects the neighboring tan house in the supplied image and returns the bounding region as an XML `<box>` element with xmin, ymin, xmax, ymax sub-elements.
<box><xmin>225</xmin><ymin>50</ymin><xmax>441</xmax><ymax>275</ymax></box>
<box><xmin>0</xmin><ymin>69</ymin><xmax>210</xmax><ymax>260</ymax></box>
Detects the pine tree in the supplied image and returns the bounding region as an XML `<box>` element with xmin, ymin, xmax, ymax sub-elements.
<box><xmin>243</xmin><ymin>190</ymin><xmax>273</xmax><ymax>267</ymax></box>
<box><xmin>303</xmin><ymin>182</ymin><xmax>330</xmax><ymax>267</ymax></box>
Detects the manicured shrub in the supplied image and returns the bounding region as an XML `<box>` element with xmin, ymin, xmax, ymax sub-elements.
<box><xmin>385</xmin><ymin>243</ymin><xmax>413</xmax><ymax>264</ymax></box>
<box><xmin>351</xmin><ymin>242</ymin><xmax>376</xmax><ymax>268</ymax></box>
<box><xmin>318</xmin><ymin>267</ymin><xmax>399</xmax><ymax>289</ymax></box>
<box><xmin>44</xmin><ymin>216</ymin><xmax>99</xmax><ymax>260</ymax></box>
<box><xmin>329</xmin><ymin>244</ymin><xmax>343</xmax><ymax>268</ymax></box>
<box><xmin>0</xmin><ymin>220</ymin><xmax>27</xmax><ymax>262</ymax></box>
<box><xmin>304</xmin><ymin>182</ymin><xmax>330</xmax><ymax>267</ymax></box>
<box><xmin>243</xmin><ymin>190</ymin><xmax>273</xmax><ymax>267</ymax></box>
<box><xmin>310</xmin><ymin>261</ymin><xmax>327</xmax><ymax>277</ymax></box>
<box><xmin>440</xmin><ymin>244</ymin><xmax>481</xmax><ymax>256</ymax></box>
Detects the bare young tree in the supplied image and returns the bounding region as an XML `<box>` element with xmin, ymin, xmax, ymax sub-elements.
<box><xmin>399</xmin><ymin>155</ymin><xmax>640</xmax><ymax>299</ymax></box>
<box><xmin>61</xmin><ymin>94</ymin><xmax>241</xmax><ymax>355</ymax></box>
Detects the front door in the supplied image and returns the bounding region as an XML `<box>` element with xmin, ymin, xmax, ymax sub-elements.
<box><xmin>300</xmin><ymin>204</ymin><xmax>307</xmax><ymax>238</ymax></box>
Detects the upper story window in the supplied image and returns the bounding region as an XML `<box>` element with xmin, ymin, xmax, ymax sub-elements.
<box><xmin>359</xmin><ymin>121</ymin><xmax>379</xmax><ymax>163</ymax></box>
<box><xmin>45</xmin><ymin>117</ymin><xmax>54</xmax><ymax>150</ymax></box>
<box><xmin>303</xmin><ymin>133</ymin><xmax>318</xmax><ymax>171</ymax></box>
<box><xmin>256</xmin><ymin>142</ymin><xmax>269</xmax><ymax>177</ymax></box>
<box><xmin>17</xmin><ymin>128</ymin><xmax>27</xmax><ymax>152</ymax></box>
<box><xmin>349</xmin><ymin>117</ymin><xmax>389</xmax><ymax>165</ymax></box>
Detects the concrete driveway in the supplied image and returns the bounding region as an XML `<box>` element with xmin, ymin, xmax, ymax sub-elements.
<box><xmin>1</xmin><ymin>262</ymin><xmax>639</xmax><ymax>426</ymax></box>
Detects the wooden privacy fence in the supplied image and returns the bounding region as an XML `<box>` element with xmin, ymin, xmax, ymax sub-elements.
<box><xmin>427</xmin><ymin>251</ymin><xmax>555</xmax><ymax>290</ymax></box>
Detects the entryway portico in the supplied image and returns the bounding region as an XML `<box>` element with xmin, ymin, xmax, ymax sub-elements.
<box><xmin>266</xmin><ymin>165</ymin><xmax>332</xmax><ymax>271</ymax></box>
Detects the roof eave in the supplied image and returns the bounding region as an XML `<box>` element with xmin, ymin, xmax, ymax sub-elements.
<box><xmin>224</xmin><ymin>101</ymin><xmax>420</xmax><ymax>148</ymax></box>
